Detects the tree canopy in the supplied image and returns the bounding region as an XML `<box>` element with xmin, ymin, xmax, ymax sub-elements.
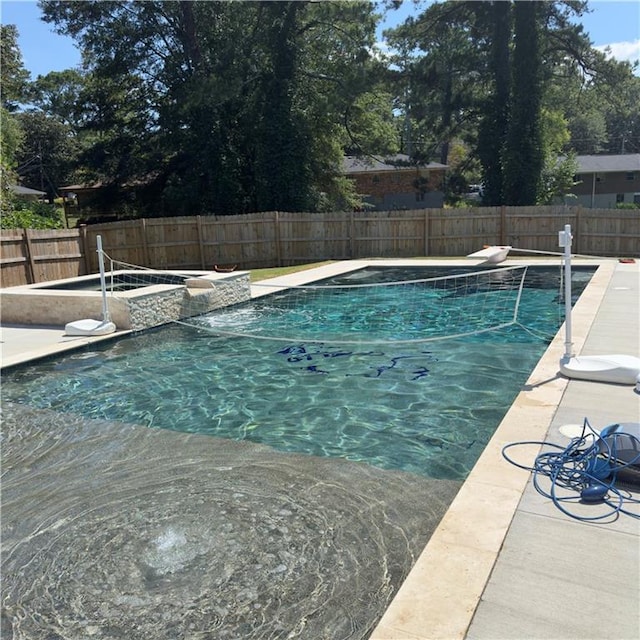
<box><xmin>34</xmin><ymin>0</ymin><xmax>393</xmax><ymax>215</ymax></box>
<box><xmin>1</xmin><ymin>0</ymin><xmax>638</xmax><ymax>220</ymax></box>
<box><xmin>385</xmin><ymin>0</ymin><xmax>639</xmax><ymax>205</ymax></box>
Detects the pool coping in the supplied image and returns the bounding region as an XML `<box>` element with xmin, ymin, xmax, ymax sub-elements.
<box><xmin>1</xmin><ymin>257</ymin><xmax>635</xmax><ymax>639</ymax></box>
<box><xmin>0</xmin><ymin>269</ymin><xmax>250</xmax><ymax>331</ymax></box>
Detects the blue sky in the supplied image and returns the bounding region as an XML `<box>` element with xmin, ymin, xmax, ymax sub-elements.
<box><xmin>1</xmin><ymin>0</ymin><xmax>639</xmax><ymax>79</ymax></box>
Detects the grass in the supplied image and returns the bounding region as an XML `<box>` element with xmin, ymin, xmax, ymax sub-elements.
<box><xmin>249</xmin><ymin>261</ymin><xmax>335</xmax><ymax>282</ymax></box>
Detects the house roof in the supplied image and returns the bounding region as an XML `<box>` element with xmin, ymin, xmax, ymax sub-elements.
<box><xmin>344</xmin><ymin>154</ymin><xmax>448</xmax><ymax>173</ymax></box>
<box><xmin>10</xmin><ymin>184</ymin><xmax>47</xmax><ymax>197</ymax></box>
<box><xmin>575</xmin><ymin>154</ymin><xmax>640</xmax><ymax>173</ymax></box>
<box><xmin>59</xmin><ymin>183</ymin><xmax>103</xmax><ymax>192</ymax></box>
<box><xmin>60</xmin><ymin>173</ymin><xmax>159</xmax><ymax>192</ymax></box>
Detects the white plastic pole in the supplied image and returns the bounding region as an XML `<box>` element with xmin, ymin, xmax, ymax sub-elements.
<box><xmin>562</xmin><ymin>224</ymin><xmax>573</xmax><ymax>359</ymax></box>
<box><xmin>97</xmin><ymin>235</ymin><xmax>110</xmax><ymax>323</ymax></box>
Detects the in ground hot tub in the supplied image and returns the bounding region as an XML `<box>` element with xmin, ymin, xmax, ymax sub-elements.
<box><xmin>34</xmin><ymin>271</ymin><xmax>192</xmax><ymax>292</ymax></box>
<box><xmin>0</xmin><ymin>270</ymin><xmax>251</xmax><ymax>331</ymax></box>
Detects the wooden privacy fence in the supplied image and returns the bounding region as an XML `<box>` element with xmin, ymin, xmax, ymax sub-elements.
<box><xmin>1</xmin><ymin>206</ymin><xmax>639</xmax><ymax>287</ymax></box>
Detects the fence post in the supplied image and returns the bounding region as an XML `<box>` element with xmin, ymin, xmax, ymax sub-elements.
<box><xmin>500</xmin><ymin>206</ymin><xmax>506</xmax><ymax>246</ymax></box>
<box><xmin>23</xmin><ymin>228</ymin><xmax>36</xmax><ymax>284</ymax></box>
<box><xmin>423</xmin><ymin>209</ymin><xmax>430</xmax><ymax>256</ymax></box>
<box><xmin>141</xmin><ymin>218</ymin><xmax>150</xmax><ymax>267</ymax></box>
<box><xmin>80</xmin><ymin>225</ymin><xmax>91</xmax><ymax>274</ymax></box>
<box><xmin>274</xmin><ymin>211</ymin><xmax>282</xmax><ymax>267</ymax></box>
<box><xmin>574</xmin><ymin>206</ymin><xmax>582</xmax><ymax>255</ymax></box>
<box><xmin>196</xmin><ymin>216</ymin><xmax>206</xmax><ymax>269</ymax></box>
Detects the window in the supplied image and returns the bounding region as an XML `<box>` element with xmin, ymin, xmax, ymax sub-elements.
<box><xmin>596</xmin><ymin>173</ymin><xmax>605</xmax><ymax>182</ymax></box>
<box><xmin>616</xmin><ymin>193</ymin><xmax>624</xmax><ymax>203</ymax></box>
<box><xmin>626</xmin><ymin>172</ymin><xmax>636</xmax><ymax>181</ymax></box>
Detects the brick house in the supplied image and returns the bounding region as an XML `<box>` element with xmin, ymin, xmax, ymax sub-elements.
<box><xmin>571</xmin><ymin>154</ymin><xmax>640</xmax><ymax>208</ymax></box>
<box><xmin>343</xmin><ymin>154</ymin><xmax>448</xmax><ymax>210</ymax></box>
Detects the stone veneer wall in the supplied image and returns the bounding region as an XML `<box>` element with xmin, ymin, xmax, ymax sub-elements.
<box><xmin>123</xmin><ymin>274</ymin><xmax>251</xmax><ymax>331</ymax></box>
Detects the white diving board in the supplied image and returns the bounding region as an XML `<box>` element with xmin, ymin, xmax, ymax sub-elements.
<box><xmin>466</xmin><ymin>245</ymin><xmax>512</xmax><ymax>264</ymax></box>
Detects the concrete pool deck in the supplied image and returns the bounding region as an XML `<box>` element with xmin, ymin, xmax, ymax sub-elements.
<box><xmin>1</xmin><ymin>257</ymin><xmax>639</xmax><ymax>639</ymax></box>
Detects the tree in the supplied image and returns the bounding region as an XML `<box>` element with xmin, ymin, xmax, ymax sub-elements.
<box><xmin>596</xmin><ymin>60</ymin><xmax>640</xmax><ymax>154</ymax></box>
<box><xmin>39</xmin><ymin>0</ymin><xmax>388</xmax><ymax>216</ymax></box>
<box><xmin>0</xmin><ymin>25</ymin><xmax>29</xmax><ymax>218</ymax></box>
<box><xmin>502</xmin><ymin>0</ymin><xmax>544</xmax><ymax>205</ymax></box>
<box><xmin>385</xmin><ymin>1</ymin><xmax>491</xmax><ymax>165</ymax></box>
<box><xmin>15</xmin><ymin>111</ymin><xmax>76</xmax><ymax>200</ymax></box>
<box><xmin>383</xmin><ymin>0</ymin><xmax>634</xmax><ymax>205</ymax></box>
<box><xmin>248</xmin><ymin>2</ymin><xmax>313</xmax><ymax>211</ymax></box>
<box><xmin>0</xmin><ymin>25</ymin><xmax>30</xmax><ymax>111</ymax></box>
<box><xmin>538</xmin><ymin>109</ymin><xmax>578</xmax><ymax>204</ymax></box>
<box><xmin>29</xmin><ymin>69</ymin><xmax>87</xmax><ymax>131</ymax></box>
<box><xmin>477</xmin><ymin>0</ymin><xmax>511</xmax><ymax>206</ymax></box>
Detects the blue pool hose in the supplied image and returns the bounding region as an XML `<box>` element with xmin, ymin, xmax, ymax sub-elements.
<box><xmin>502</xmin><ymin>419</ymin><xmax>640</xmax><ymax>521</ymax></box>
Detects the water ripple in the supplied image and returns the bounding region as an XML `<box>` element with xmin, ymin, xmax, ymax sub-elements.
<box><xmin>2</xmin><ymin>403</ymin><xmax>461</xmax><ymax>640</ymax></box>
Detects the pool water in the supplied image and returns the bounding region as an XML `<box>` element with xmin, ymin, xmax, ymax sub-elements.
<box><xmin>2</xmin><ymin>266</ymin><xmax>594</xmax><ymax>480</ymax></box>
<box><xmin>34</xmin><ymin>271</ymin><xmax>193</xmax><ymax>291</ymax></box>
<box><xmin>1</xmin><ymin>264</ymin><xmax>596</xmax><ymax>640</ymax></box>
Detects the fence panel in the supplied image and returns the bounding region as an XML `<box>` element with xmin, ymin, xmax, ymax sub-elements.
<box><xmin>2</xmin><ymin>206</ymin><xmax>638</xmax><ymax>288</ymax></box>
<box><xmin>350</xmin><ymin>210</ymin><xmax>426</xmax><ymax>257</ymax></box>
<box><xmin>278</xmin><ymin>212</ymin><xmax>349</xmax><ymax>264</ymax></box>
<box><xmin>82</xmin><ymin>220</ymin><xmax>147</xmax><ymax>272</ymax></box>
<box><xmin>148</xmin><ymin>217</ymin><xmax>200</xmax><ymax>269</ymax></box>
<box><xmin>578</xmin><ymin>209</ymin><xmax>640</xmax><ymax>257</ymax></box>
<box><xmin>0</xmin><ymin>230</ymin><xmax>31</xmax><ymax>287</ymax></box>
<box><xmin>504</xmin><ymin>206</ymin><xmax>574</xmax><ymax>254</ymax></box>
<box><xmin>428</xmin><ymin>208</ymin><xmax>502</xmax><ymax>256</ymax></box>
<box><xmin>0</xmin><ymin>228</ymin><xmax>84</xmax><ymax>287</ymax></box>
<box><xmin>199</xmin><ymin>213</ymin><xmax>277</xmax><ymax>268</ymax></box>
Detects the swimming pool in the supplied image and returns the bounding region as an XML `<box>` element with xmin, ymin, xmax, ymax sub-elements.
<box><xmin>0</xmin><ymin>263</ymin><xmax>596</xmax><ymax>639</ymax></box>
<box><xmin>2</xmin><ymin>265</ymin><xmax>594</xmax><ymax>480</ymax></box>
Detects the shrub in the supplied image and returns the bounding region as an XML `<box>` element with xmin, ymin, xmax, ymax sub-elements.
<box><xmin>1</xmin><ymin>199</ymin><xmax>65</xmax><ymax>229</ymax></box>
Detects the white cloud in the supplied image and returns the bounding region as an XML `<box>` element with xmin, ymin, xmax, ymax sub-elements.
<box><xmin>595</xmin><ymin>39</ymin><xmax>640</xmax><ymax>69</ymax></box>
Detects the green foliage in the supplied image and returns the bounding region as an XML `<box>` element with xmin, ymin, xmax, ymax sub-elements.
<box><xmin>537</xmin><ymin>109</ymin><xmax>576</xmax><ymax>204</ymax></box>
<box><xmin>28</xmin><ymin>69</ymin><xmax>87</xmax><ymax>130</ymax></box>
<box><xmin>343</xmin><ymin>92</ymin><xmax>400</xmax><ymax>156</ymax></box>
<box><xmin>14</xmin><ymin>111</ymin><xmax>77</xmax><ymax>199</ymax></box>
<box><xmin>477</xmin><ymin>0</ymin><xmax>511</xmax><ymax>206</ymax></box>
<box><xmin>383</xmin><ymin>0</ymin><xmax>639</xmax><ymax>205</ymax></box>
<box><xmin>539</xmin><ymin>154</ymin><xmax>579</xmax><ymax>205</ymax></box>
<box><xmin>39</xmin><ymin>0</ymin><xmax>384</xmax><ymax>215</ymax></box>
<box><xmin>11</xmin><ymin>0</ymin><xmax>636</xmax><ymax>219</ymax></box>
<box><xmin>0</xmin><ymin>25</ymin><xmax>29</xmax><ymax>217</ymax></box>
<box><xmin>0</xmin><ymin>25</ymin><xmax>31</xmax><ymax>110</ymax></box>
<box><xmin>386</xmin><ymin>1</ymin><xmax>491</xmax><ymax>164</ymax></box>
<box><xmin>0</xmin><ymin>199</ymin><xmax>64</xmax><ymax>229</ymax></box>
<box><xmin>543</xmin><ymin>42</ymin><xmax>640</xmax><ymax>155</ymax></box>
<box><xmin>1</xmin><ymin>106</ymin><xmax>24</xmax><ymax>218</ymax></box>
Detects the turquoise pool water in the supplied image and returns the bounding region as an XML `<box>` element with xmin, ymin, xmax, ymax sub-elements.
<box><xmin>1</xmin><ymin>266</ymin><xmax>594</xmax><ymax>480</ymax></box>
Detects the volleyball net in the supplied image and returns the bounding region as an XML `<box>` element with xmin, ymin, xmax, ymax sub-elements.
<box><xmin>98</xmin><ymin>250</ymin><xmax>529</xmax><ymax>343</ymax></box>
